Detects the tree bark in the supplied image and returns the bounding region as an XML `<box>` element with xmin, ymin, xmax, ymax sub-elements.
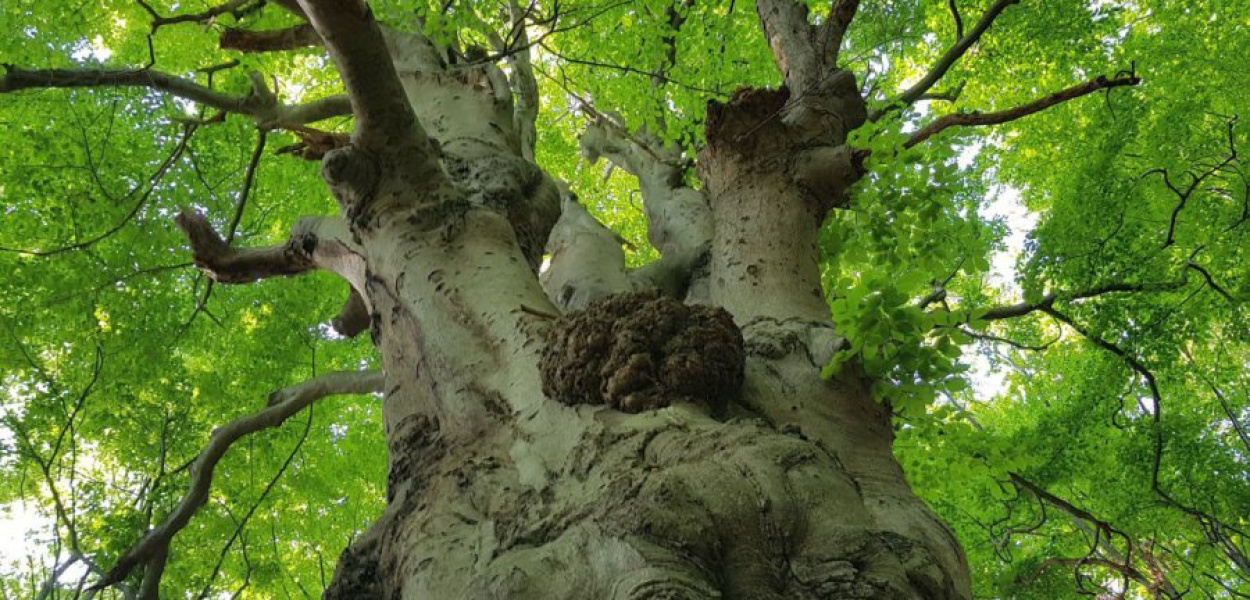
<box><xmin>268</xmin><ymin>2</ymin><xmax>975</xmax><ymax>598</ymax></box>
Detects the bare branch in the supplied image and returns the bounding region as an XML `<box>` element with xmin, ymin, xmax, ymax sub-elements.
<box><xmin>878</xmin><ymin>0</ymin><xmax>1021</xmax><ymax>118</ymax></box>
<box><xmin>948</xmin><ymin>0</ymin><xmax>965</xmax><ymax>40</ymax></box>
<box><xmin>1185</xmin><ymin>262</ymin><xmax>1236</xmax><ymax>302</ymax></box>
<box><xmin>225</xmin><ymin>130</ymin><xmax>268</xmax><ymax>242</ymax></box>
<box><xmin>0</xmin><ymin>65</ymin><xmax>351</xmax><ymax>128</ymax></box>
<box><xmin>135</xmin><ymin>0</ymin><xmax>262</xmax><ymax>30</ymax></box>
<box><xmin>906</xmin><ymin>74</ymin><xmax>1141</xmax><ymax>147</ymax></box>
<box><xmin>957</xmin><ymin>276</ymin><xmax>1188</xmax><ymax>323</ymax></box>
<box><xmin>176</xmin><ymin>209</ymin><xmax>314</xmax><ymax>283</ymax></box>
<box><xmin>97</xmin><ymin>370</ymin><xmax>385</xmax><ymax>595</ymax></box>
<box><xmin>1147</xmin><ymin>116</ymin><xmax>1239</xmax><ymax>248</ymax></box>
<box><xmin>196</xmin><ymin>406</ymin><xmax>314</xmax><ymax>599</ymax></box>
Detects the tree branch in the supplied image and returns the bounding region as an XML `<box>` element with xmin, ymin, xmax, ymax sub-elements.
<box><xmin>877</xmin><ymin>0</ymin><xmax>1020</xmax><ymax>118</ymax></box>
<box><xmin>135</xmin><ymin>0</ymin><xmax>263</xmax><ymax>30</ymax></box>
<box><xmin>906</xmin><ymin>74</ymin><xmax>1141</xmax><ymax>147</ymax></box>
<box><xmin>578</xmin><ymin>110</ymin><xmax>712</xmax><ymax>290</ymax></box>
<box><xmin>755</xmin><ymin>0</ymin><xmax>821</xmax><ymax>90</ymax></box>
<box><xmin>956</xmin><ymin>276</ymin><xmax>1187</xmax><ymax>323</ymax></box>
<box><xmin>948</xmin><ymin>0</ymin><xmax>965</xmax><ymax>40</ymax></box>
<box><xmin>820</xmin><ymin>0</ymin><xmax>861</xmax><ymax>65</ymax></box>
<box><xmin>1042</xmin><ymin>306</ymin><xmax>1250</xmax><ymax>577</ymax></box>
<box><xmin>332</xmin><ymin>288</ymin><xmax>370</xmax><ymax>337</ymax></box>
<box><xmin>1147</xmin><ymin>116</ymin><xmax>1239</xmax><ymax>248</ymax></box>
<box><xmin>219</xmin><ymin>23</ymin><xmax>321</xmax><ymax>53</ymax></box>
<box><xmin>176</xmin><ymin>209</ymin><xmax>314</xmax><ymax>283</ymax></box>
<box><xmin>175</xmin><ymin>208</ymin><xmax>366</xmax><ymax>289</ymax></box>
<box><xmin>96</xmin><ymin>370</ymin><xmax>385</xmax><ymax>596</ymax></box>
<box><xmin>959</xmin><ymin>328</ymin><xmax>1058</xmax><ymax>352</ymax></box>
<box><xmin>541</xmin><ymin>187</ymin><xmax>637</xmax><ymax>312</ymax></box>
<box><xmin>482</xmin><ymin>0</ymin><xmax>542</xmax><ymax>161</ymax></box>
<box><xmin>0</xmin><ymin>65</ymin><xmax>351</xmax><ymax>128</ymax></box>
<box><xmin>295</xmin><ymin>0</ymin><xmax>430</xmax><ymax>152</ymax></box>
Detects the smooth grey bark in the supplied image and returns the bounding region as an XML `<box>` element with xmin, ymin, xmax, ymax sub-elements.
<box><xmin>270</xmin><ymin>1</ymin><xmax>976</xmax><ymax>598</ymax></box>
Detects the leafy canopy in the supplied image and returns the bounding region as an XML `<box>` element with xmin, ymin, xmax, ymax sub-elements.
<box><xmin>0</xmin><ymin>0</ymin><xmax>1246</xmax><ymax>598</ymax></box>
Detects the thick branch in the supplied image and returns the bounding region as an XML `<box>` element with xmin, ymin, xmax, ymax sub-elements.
<box><xmin>820</xmin><ymin>0</ymin><xmax>861</xmax><ymax>64</ymax></box>
<box><xmin>175</xmin><ymin>208</ymin><xmax>366</xmax><ymax>289</ymax></box>
<box><xmin>176</xmin><ymin>209</ymin><xmax>313</xmax><ymax>283</ymax></box>
<box><xmin>579</xmin><ymin>113</ymin><xmax>712</xmax><ymax>282</ymax></box>
<box><xmin>882</xmin><ymin>0</ymin><xmax>1020</xmax><ymax>117</ymax></box>
<box><xmin>906</xmin><ymin>75</ymin><xmax>1140</xmax><ymax>147</ymax></box>
<box><xmin>0</xmin><ymin>65</ymin><xmax>350</xmax><ymax>128</ymax></box>
<box><xmin>276</xmin><ymin>125</ymin><xmax>351</xmax><ymax>160</ymax></box>
<box><xmin>136</xmin><ymin>0</ymin><xmax>261</xmax><ymax>29</ymax></box>
<box><xmin>482</xmin><ymin>0</ymin><xmax>542</xmax><ymax>161</ymax></box>
<box><xmin>97</xmin><ymin>370</ymin><xmax>385</xmax><ymax>595</ymax></box>
<box><xmin>755</xmin><ymin>0</ymin><xmax>821</xmax><ymax>90</ymax></box>
<box><xmin>541</xmin><ymin>189</ymin><xmax>636</xmax><ymax>312</ymax></box>
<box><xmin>296</xmin><ymin>0</ymin><xmax>430</xmax><ymax>152</ymax></box>
<box><xmin>332</xmin><ymin>288</ymin><xmax>370</xmax><ymax>337</ymax></box>
<box><xmin>220</xmin><ymin>23</ymin><xmax>321</xmax><ymax>53</ymax></box>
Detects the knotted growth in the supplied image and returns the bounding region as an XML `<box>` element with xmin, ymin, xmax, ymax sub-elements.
<box><xmin>540</xmin><ymin>291</ymin><xmax>745</xmax><ymax>413</ymax></box>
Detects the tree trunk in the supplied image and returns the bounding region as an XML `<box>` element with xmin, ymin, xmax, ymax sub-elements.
<box><xmin>276</xmin><ymin>5</ymin><xmax>973</xmax><ymax>599</ymax></box>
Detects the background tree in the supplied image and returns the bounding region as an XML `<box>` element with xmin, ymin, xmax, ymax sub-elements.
<box><xmin>0</xmin><ymin>0</ymin><xmax>1245</xmax><ymax>598</ymax></box>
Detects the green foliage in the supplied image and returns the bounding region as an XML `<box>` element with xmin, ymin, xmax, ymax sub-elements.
<box><xmin>1</xmin><ymin>0</ymin><xmax>1246</xmax><ymax>598</ymax></box>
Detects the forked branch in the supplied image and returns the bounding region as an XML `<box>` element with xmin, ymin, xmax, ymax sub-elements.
<box><xmin>875</xmin><ymin>0</ymin><xmax>1021</xmax><ymax>119</ymax></box>
<box><xmin>1146</xmin><ymin>116</ymin><xmax>1240</xmax><ymax>248</ymax></box>
<box><xmin>135</xmin><ymin>0</ymin><xmax>262</xmax><ymax>30</ymax></box>
<box><xmin>96</xmin><ymin>371</ymin><xmax>385</xmax><ymax>598</ymax></box>
<box><xmin>578</xmin><ymin>111</ymin><xmax>712</xmax><ymax>290</ymax></box>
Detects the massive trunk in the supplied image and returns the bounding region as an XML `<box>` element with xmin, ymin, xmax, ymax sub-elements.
<box><xmin>282</xmin><ymin>5</ymin><xmax>972</xmax><ymax>599</ymax></box>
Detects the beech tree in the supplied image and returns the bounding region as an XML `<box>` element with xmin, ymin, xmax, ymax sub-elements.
<box><xmin>0</xmin><ymin>0</ymin><xmax>1245</xmax><ymax>598</ymax></box>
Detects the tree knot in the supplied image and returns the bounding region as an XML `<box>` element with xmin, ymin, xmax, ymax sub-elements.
<box><xmin>539</xmin><ymin>291</ymin><xmax>744</xmax><ymax>413</ymax></box>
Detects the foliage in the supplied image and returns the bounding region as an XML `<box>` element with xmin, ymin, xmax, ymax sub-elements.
<box><xmin>0</xmin><ymin>0</ymin><xmax>1245</xmax><ymax>598</ymax></box>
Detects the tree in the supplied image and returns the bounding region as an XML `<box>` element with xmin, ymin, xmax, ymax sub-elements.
<box><xmin>0</xmin><ymin>0</ymin><xmax>1245</xmax><ymax>598</ymax></box>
